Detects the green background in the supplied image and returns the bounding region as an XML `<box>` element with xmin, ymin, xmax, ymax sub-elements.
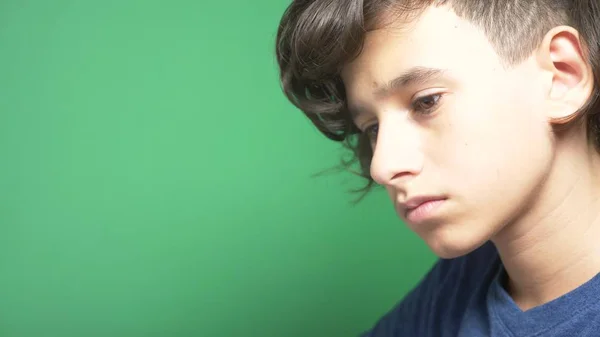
<box><xmin>0</xmin><ymin>1</ymin><xmax>436</xmax><ymax>336</ymax></box>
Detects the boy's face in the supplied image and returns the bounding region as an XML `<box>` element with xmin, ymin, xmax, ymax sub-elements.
<box><xmin>342</xmin><ymin>6</ymin><xmax>556</xmax><ymax>258</ymax></box>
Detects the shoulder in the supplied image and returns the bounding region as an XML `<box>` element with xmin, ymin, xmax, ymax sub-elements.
<box><xmin>361</xmin><ymin>241</ymin><xmax>500</xmax><ymax>337</ymax></box>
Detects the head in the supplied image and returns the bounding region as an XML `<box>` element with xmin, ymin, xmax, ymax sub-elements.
<box><xmin>275</xmin><ymin>0</ymin><xmax>600</xmax><ymax>258</ymax></box>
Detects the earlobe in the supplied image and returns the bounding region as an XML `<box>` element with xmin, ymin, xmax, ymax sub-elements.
<box><xmin>538</xmin><ymin>26</ymin><xmax>594</xmax><ymax>124</ymax></box>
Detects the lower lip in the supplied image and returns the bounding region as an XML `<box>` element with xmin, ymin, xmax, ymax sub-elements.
<box><xmin>405</xmin><ymin>199</ymin><xmax>446</xmax><ymax>224</ymax></box>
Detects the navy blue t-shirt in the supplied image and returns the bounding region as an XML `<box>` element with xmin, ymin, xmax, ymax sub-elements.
<box><xmin>361</xmin><ymin>241</ymin><xmax>600</xmax><ymax>336</ymax></box>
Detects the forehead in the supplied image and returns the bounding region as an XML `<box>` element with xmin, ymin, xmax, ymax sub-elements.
<box><xmin>341</xmin><ymin>6</ymin><xmax>501</xmax><ymax>94</ymax></box>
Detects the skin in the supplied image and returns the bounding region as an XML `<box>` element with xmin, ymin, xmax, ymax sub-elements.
<box><xmin>341</xmin><ymin>5</ymin><xmax>600</xmax><ymax>311</ymax></box>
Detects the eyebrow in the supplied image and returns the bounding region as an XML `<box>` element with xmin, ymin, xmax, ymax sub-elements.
<box><xmin>348</xmin><ymin>66</ymin><xmax>446</xmax><ymax>118</ymax></box>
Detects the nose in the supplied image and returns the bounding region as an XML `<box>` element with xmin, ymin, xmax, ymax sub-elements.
<box><xmin>370</xmin><ymin>117</ymin><xmax>423</xmax><ymax>189</ymax></box>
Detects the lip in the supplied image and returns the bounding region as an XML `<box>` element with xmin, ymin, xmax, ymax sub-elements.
<box><xmin>398</xmin><ymin>196</ymin><xmax>447</xmax><ymax>224</ymax></box>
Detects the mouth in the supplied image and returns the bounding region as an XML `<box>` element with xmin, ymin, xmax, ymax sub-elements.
<box><xmin>400</xmin><ymin>197</ymin><xmax>447</xmax><ymax>224</ymax></box>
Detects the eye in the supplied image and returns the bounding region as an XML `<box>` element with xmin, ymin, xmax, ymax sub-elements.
<box><xmin>412</xmin><ymin>93</ymin><xmax>442</xmax><ymax>114</ymax></box>
<box><xmin>364</xmin><ymin>123</ymin><xmax>379</xmax><ymax>141</ymax></box>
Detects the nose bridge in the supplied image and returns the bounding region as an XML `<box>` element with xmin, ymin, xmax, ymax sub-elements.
<box><xmin>370</xmin><ymin>116</ymin><xmax>423</xmax><ymax>186</ymax></box>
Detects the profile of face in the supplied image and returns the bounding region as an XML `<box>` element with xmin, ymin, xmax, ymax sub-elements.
<box><xmin>341</xmin><ymin>5</ymin><xmax>591</xmax><ymax>258</ymax></box>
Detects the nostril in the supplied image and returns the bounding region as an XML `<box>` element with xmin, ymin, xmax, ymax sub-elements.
<box><xmin>391</xmin><ymin>171</ymin><xmax>413</xmax><ymax>181</ymax></box>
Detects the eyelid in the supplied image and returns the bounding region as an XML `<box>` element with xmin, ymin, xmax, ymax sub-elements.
<box><xmin>410</xmin><ymin>89</ymin><xmax>446</xmax><ymax>114</ymax></box>
<box><xmin>357</xmin><ymin>117</ymin><xmax>377</xmax><ymax>132</ymax></box>
<box><xmin>353</xmin><ymin>88</ymin><xmax>447</xmax><ymax>130</ymax></box>
<box><xmin>410</xmin><ymin>88</ymin><xmax>446</xmax><ymax>101</ymax></box>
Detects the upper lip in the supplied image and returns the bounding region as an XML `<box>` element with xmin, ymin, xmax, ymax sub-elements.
<box><xmin>398</xmin><ymin>195</ymin><xmax>446</xmax><ymax>212</ymax></box>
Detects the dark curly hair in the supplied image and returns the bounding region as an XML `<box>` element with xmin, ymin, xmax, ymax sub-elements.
<box><xmin>275</xmin><ymin>0</ymin><xmax>600</xmax><ymax>197</ymax></box>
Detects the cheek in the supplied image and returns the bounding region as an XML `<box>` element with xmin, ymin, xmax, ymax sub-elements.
<box><xmin>439</xmin><ymin>95</ymin><xmax>553</xmax><ymax>209</ymax></box>
<box><xmin>436</xmin><ymin>86</ymin><xmax>552</xmax><ymax>182</ymax></box>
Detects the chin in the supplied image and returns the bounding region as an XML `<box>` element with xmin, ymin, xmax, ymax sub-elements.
<box><xmin>422</xmin><ymin>226</ymin><xmax>490</xmax><ymax>259</ymax></box>
<box><xmin>430</xmin><ymin>245</ymin><xmax>476</xmax><ymax>259</ymax></box>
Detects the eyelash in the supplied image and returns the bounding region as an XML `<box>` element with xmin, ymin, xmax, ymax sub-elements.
<box><xmin>362</xmin><ymin>93</ymin><xmax>444</xmax><ymax>140</ymax></box>
<box><xmin>412</xmin><ymin>93</ymin><xmax>443</xmax><ymax>115</ymax></box>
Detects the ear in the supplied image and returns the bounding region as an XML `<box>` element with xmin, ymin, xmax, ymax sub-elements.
<box><xmin>536</xmin><ymin>26</ymin><xmax>594</xmax><ymax>124</ymax></box>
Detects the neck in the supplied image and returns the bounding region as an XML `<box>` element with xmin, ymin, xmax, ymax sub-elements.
<box><xmin>492</xmin><ymin>135</ymin><xmax>600</xmax><ymax>311</ymax></box>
